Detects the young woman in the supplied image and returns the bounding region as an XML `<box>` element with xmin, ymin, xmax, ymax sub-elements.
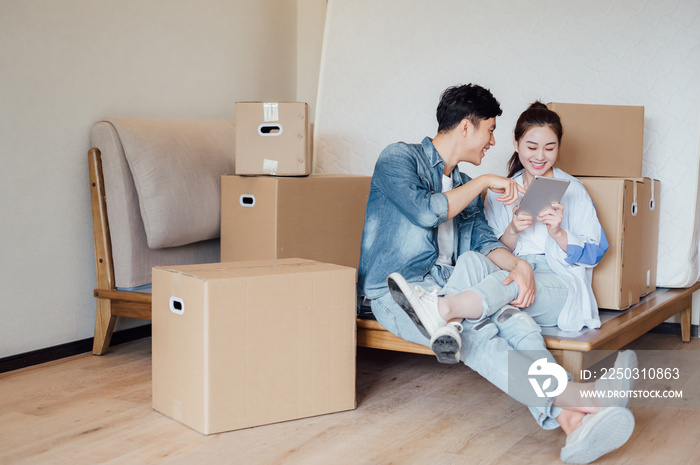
<box><xmin>484</xmin><ymin>102</ymin><xmax>608</xmax><ymax>332</ymax></box>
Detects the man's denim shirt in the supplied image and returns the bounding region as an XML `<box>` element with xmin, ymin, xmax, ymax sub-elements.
<box><xmin>358</xmin><ymin>137</ymin><xmax>507</xmax><ymax>300</ymax></box>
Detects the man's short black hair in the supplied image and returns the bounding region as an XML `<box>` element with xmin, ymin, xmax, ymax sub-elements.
<box><xmin>436</xmin><ymin>84</ymin><xmax>503</xmax><ymax>133</ymax></box>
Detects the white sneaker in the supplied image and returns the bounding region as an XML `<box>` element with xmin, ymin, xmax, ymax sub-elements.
<box><xmin>560</xmin><ymin>407</ymin><xmax>635</xmax><ymax>464</ymax></box>
<box><xmin>387</xmin><ymin>272</ymin><xmax>462</xmax><ymax>364</ymax></box>
<box><xmin>430</xmin><ymin>325</ymin><xmax>462</xmax><ymax>365</ymax></box>
<box><xmin>595</xmin><ymin>350</ymin><xmax>637</xmax><ymax>407</ymax></box>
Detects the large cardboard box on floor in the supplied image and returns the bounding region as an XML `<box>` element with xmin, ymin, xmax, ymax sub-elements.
<box><xmin>152</xmin><ymin>258</ymin><xmax>357</xmax><ymax>435</ymax></box>
<box><xmin>548</xmin><ymin>102</ymin><xmax>644</xmax><ymax>178</ymax></box>
<box><xmin>221</xmin><ymin>174</ymin><xmax>371</xmax><ymax>271</ymax></box>
<box><xmin>235</xmin><ymin>101</ymin><xmax>311</xmax><ymax>176</ymax></box>
<box><xmin>580</xmin><ymin>177</ymin><xmax>660</xmax><ymax>309</ymax></box>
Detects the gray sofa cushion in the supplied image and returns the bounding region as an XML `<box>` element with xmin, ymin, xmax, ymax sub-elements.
<box><xmin>91</xmin><ymin>119</ymin><xmax>234</xmax><ymax>288</ymax></box>
<box><xmin>104</xmin><ymin>118</ymin><xmax>235</xmax><ymax>249</ymax></box>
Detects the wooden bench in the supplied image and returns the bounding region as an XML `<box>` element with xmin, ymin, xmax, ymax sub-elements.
<box><xmin>91</xmin><ymin>143</ymin><xmax>699</xmax><ymax>365</ymax></box>
<box><xmin>357</xmin><ymin>282</ymin><xmax>700</xmax><ymax>380</ymax></box>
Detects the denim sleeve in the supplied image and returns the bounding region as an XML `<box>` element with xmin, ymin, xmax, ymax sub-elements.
<box><xmin>470</xmin><ymin>195</ymin><xmax>508</xmax><ymax>256</ymax></box>
<box><xmin>372</xmin><ymin>145</ymin><xmax>448</xmax><ymax>228</ymax></box>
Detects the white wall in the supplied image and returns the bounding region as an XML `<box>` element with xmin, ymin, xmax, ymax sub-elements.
<box><xmin>314</xmin><ymin>0</ymin><xmax>700</xmax><ymax>327</ymax></box>
<box><xmin>0</xmin><ymin>0</ymin><xmax>328</xmax><ymax>358</ymax></box>
<box><xmin>296</xmin><ymin>0</ymin><xmax>327</xmax><ymax>123</ymax></box>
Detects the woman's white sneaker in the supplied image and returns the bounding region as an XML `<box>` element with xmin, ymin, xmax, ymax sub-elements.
<box><xmin>560</xmin><ymin>407</ymin><xmax>635</xmax><ymax>464</ymax></box>
<box><xmin>595</xmin><ymin>350</ymin><xmax>637</xmax><ymax>407</ymax></box>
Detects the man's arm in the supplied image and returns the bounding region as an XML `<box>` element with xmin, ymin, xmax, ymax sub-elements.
<box><xmin>372</xmin><ymin>146</ymin><xmax>449</xmax><ymax>228</ymax></box>
<box><xmin>446</xmin><ymin>174</ymin><xmax>523</xmax><ymax>219</ymax></box>
<box><xmin>486</xmin><ymin>248</ymin><xmax>536</xmax><ymax>308</ymax></box>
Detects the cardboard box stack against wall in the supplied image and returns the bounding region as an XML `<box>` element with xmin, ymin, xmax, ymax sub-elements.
<box><xmin>152</xmin><ymin>102</ymin><xmax>369</xmax><ymax>433</ymax></box>
<box><xmin>227</xmin><ymin>100</ymin><xmax>372</xmax><ymax>273</ymax></box>
<box><xmin>547</xmin><ymin>102</ymin><xmax>659</xmax><ymax>310</ymax></box>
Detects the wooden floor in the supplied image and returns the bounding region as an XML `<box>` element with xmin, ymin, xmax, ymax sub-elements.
<box><xmin>1</xmin><ymin>333</ymin><xmax>699</xmax><ymax>465</ymax></box>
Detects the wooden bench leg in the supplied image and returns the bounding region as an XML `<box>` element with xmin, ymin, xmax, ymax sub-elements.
<box><xmin>680</xmin><ymin>303</ymin><xmax>692</xmax><ymax>343</ymax></box>
<box><xmin>93</xmin><ymin>298</ymin><xmax>116</xmax><ymax>355</ymax></box>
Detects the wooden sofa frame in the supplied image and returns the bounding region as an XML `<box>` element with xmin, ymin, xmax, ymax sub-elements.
<box><xmin>90</xmin><ymin>147</ymin><xmax>698</xmax><ymax>378</ymax></box>
<box><xmin>89</xmin><ymin>148</ymin><xmax>152</xmax><ymax>355</ymax></box>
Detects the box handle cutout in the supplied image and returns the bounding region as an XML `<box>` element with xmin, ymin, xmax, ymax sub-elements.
<box><xmin>649</xmin><ymin>180</ymin><xmax>656</xmax><ymax>211</ymax></box>
<box><xmin>258</xmin><ymin>123</ymin><xmax>283</xmax><ymax>136</ymax></box>
<box><xmin>239</xmin><ymin>194</ymin><xmax>256</xmax><ymax>207</ymax></box>
<box><xmin>169</xmin><ymin>297</ymin><xmax>184</xmax><ymax>315</ymax></box>
<box><xmin>631</xmin><ymin>181</ymin><xmax>638</xmax><ymax>216</ymax></box>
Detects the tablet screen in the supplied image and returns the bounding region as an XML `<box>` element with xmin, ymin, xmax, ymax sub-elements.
<box><xmin>517</xmin><ymin>176</ymin><xmax>570</xmax><ymax>216</ymax></box>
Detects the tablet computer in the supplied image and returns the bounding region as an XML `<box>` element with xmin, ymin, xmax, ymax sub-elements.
<box><xmin>517</xmin><ymin>176</ymin><xmax>570</xmax><ymax>216</ymax></box>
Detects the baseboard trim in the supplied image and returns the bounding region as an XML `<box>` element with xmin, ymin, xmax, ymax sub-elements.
<box><xmin>649</xmin><ymin>322</ymin><xmax>699</xmax><ymax>338</ymax></box>
<box><xmin>0</xmin><ymin>325</ymin><xmax>152</xmax><ymax>374</ymax></box>
<box><xmin>1</xmin><ymin>322</ymin><xmax>696</xmax><ymax>374</ymax></box>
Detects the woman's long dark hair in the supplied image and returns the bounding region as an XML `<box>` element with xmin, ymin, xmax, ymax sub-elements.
<box><xmin>507</xmin><ymin>102</ymin><xmax>564</xmax><ymax>178</ymax></box>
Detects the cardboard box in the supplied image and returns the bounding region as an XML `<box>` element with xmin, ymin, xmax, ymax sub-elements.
<box><xmin>235</xmin><ymin>101</ymin><xmax>311</xmax><ymax>176</ymax></box>
<box><xmin>152</xmin><ymin>258</ymin><xmax>357</xmax><ymax>435</ymax></box>
<box><xmin>580</xmin><ymin>177</ymin><xmax>660</xmax><ymax>309</ymax></box>
<box><xmin>221</xmin><ymin>175</ymin><xmax>371</xmax><ymax>271</ymax></box>
<box><xmin>548</xmin><ymin>103</ymin><xmax>644</xmax><ymax>178</ymax></box>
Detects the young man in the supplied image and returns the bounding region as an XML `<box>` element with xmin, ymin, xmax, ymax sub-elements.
<box><xmin>357</xmin><ymin>84</ymin><xmax>636</xmax><ymax>464</ymax></box>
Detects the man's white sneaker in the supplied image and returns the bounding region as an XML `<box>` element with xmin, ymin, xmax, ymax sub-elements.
<box><xmin>387</xmin><ymin>272</ymin><xmax>462</xmax><ymax>364</ymax></box>
<box><xmin>430</xmin><ymin>325</ymin><xmax>462</xmax><ymax>364</ymax></box>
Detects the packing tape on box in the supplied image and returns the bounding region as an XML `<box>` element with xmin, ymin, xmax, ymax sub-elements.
<box><xmin>631</xmin><ymin>178</ymin><xmax>657</xmax><ymax>215</ymax></box>
<box><xmin>263</xmin><ymin>159</ymin><xmax>278</xmax><ymax>175</ymax></box>
<box><xmin>263</xmin><ymin>102</ymin><xmax>279</xmax><ymax>122</ymax></box>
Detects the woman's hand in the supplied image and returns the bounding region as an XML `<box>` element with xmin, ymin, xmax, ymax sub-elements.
<box><xmin>538</xmin><ymin>202</ymin><xmax>564</xmax><ymax>236</ymax></box>
<box><xmin>538</xmin><ymin>202</ymin><xmax>568</xmax><ymax>251</ymax></box>
<box><xmin>499</xmin><ymin>204</ymin><xmax>533</xmax><ymax>251</ymax></box>
<box><xmin>508</xmin><ymin>204</ymin><xmax>533</xmax><ymax>234</ymax></box>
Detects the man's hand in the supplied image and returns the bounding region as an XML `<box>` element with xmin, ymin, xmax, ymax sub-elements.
<box><xmin>487</xmin><ymin>248</ymin><xmax>536</xmax><ymax>308</ymax></box>
<box><xmin>484</xmin><ymin>174</ymin><xmax>526</xmax><ymax>206</ymax></box>
<box><xmin>502</xmin><ymin>259</ymin><xmax>536</xmax><ymax>308</ymax></box>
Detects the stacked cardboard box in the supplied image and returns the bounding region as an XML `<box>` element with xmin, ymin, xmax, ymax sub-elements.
<box><xmin>234</xmin><ymin>101</ymin><xmax>311</xmax><ymax>176</ymax></box>
<box><xmin>229</xmin><ymin>100</ymin><xmax>372</xmax><ymax>271</ymax></box>
<box><xmin>580</xmin><ymin>177</ymin><xmax>659</xmax><ymax>309</ymax></box>
<box><xmin>220</xmin><ymin>174</ymin><xmax>371</xmax><ymax>271</ymax></box>
<box><xmin>548</xmin><ymin>102</ymin><xmax>659</xmax><ymax>310</ymax></box>
<box><xmin>152</xmin><ymin>104</ymin><xmax>366</xmax><ymax>434</ymax></box>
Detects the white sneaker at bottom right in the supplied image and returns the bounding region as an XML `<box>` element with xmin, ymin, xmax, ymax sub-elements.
<box><xmin>560</xmin><ymin>407</ymin><xmax>635</xmax><ymax>464</ymax></box>
<box><xmin>595</xmin><ymin>350</ymin><xmax>638</xmax><ymax>407</ymax></box>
